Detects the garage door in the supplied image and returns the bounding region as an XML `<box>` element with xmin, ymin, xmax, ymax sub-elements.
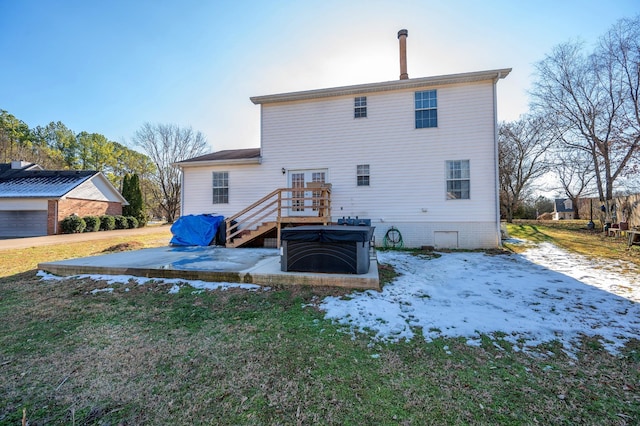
<box><xmin>0</xmin><ymin>211</ymin><xmax>48</xmax><ymax>237</ymax></box>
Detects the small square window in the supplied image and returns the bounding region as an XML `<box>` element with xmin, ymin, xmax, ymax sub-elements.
<box><xmin>357</xmin><ymin>164</ymin><xmax>370</xmax><ymax>186</ymax></box>
<box><xmin>354</xmin><ymin>96</ymin><xmax>367</xmax><ymax>118</ymax></box>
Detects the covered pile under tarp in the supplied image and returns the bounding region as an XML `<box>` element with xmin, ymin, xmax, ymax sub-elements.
<box><xmin>170</xmin><ymin>214</ymin><xmax>224</xmax><ymax>246</ymax></box>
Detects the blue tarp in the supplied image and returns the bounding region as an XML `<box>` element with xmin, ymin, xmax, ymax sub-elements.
<box><xmin>170</xmin><ymin>214</ymin><xmax>224</xmax><ymax>246</ymax></box>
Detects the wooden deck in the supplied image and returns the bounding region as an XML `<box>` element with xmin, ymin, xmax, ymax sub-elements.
<box><xmin>225</xmin><ymin>186</ymin><xmax>332</xmax><ymax>248</ymax></box>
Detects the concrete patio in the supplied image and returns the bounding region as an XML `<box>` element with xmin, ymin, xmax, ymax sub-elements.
<box><xmin>38</xmin><ymin>245</ymin><xmax>380</xmax><ymax>290</ymax></box>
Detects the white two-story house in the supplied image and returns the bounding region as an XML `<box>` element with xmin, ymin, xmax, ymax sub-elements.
<box><xmin>176</xmin><ymin>31</ymin><xmax>510</xmax><ymax>249</ymax></box>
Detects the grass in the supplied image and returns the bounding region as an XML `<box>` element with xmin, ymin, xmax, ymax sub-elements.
<box><xmin>504</xmin><ymin>219</ymin><xmax>640</xmax><ymax>267</ymax></box>
<box><xmin>1</xmin><ymin>223</ymin><xmax>639</xmax><ymax>424</ymax></box>
<box><xmin>0</xmin><ymin>227</ymin><xmax>172</xmax><ymax>278</ymax></box>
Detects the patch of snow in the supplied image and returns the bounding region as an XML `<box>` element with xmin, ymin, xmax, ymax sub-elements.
<box><xmin>319</xmin><ymin>244</ymin><xmax>640</xmax><ymax>355</ymax></box>
<box><xmin>38</xmin><ymin>270</ymin><xmax>266</xmax><ymax>292</ymax></box>
<box><xmin>502</xmin><ymin>238</ymin><xmax>529</xmax><ymax>245</ymax></box>
<box><xmin>90</xmin><ymin>287</ymin><xmax>114</xmax><ymax>294</ymax></box>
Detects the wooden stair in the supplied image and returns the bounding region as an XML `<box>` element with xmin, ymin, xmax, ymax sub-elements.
<box><xmin>226</xmin><ymin>221</ymin><xmax>277</xmax><ymax>248</ymax></box>
<box><xmin>225</xmin><ymin>186</ymin><xmax>331</xmax><ymax>248</ymax></box>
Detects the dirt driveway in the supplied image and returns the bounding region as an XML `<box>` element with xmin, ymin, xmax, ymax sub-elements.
<box><xmin>0</xmin><ymin>225</ymin><xmax>172</xmax><ymax>251</ymax></box>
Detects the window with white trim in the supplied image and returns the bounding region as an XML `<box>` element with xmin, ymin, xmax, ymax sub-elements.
<box><xmin>415</xmin><ymin>90</ymin><xmax>437</xmax><ymax>128</ymax></box>
<box><xmin>212</xmin><ymin>171</ymin><xmax>229</xmax><ymax>204</ymax></box>
<box><xmin>354</xmin><ymin>96</ymin><xmax>367</xmax><ymax>118</ymax></box>
<box><xmin>446</xmin><ymin>160</ymin><xmax>469</xmax><ymax>200</ymax></box>
<box><xmin>357</xmin><ymin>164</ymin><xmax>370</xmax><ymax>186</ymax></box>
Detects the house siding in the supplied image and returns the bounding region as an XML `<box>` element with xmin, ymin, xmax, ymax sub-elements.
<box><xmin>66</xmin><ymin>176</ymin><xmax>125</xmax><ymax>202</ymax></box>
<box><xmin>181</xmin><ymin>163</ymin><xmax>268</xmax><ymax>217</ymax></box>
<box><xmin>180</xmin><ymin>78</ymin><xmax>501</xmax><ymax>249</ymax></box>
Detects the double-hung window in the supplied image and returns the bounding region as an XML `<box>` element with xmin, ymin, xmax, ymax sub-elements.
<box><xmin>354</xmin><ymin>96</ymin><xmax>367</xmax><ymax>118</ymax></box>
<box><xmin>415</xmin><ymin>90</ymin><xmax>437</xmax><ymax>128</ymax></box>
<box><xmin>212</xmin><ymin>172</ymin><xmax>229</xmax><ymax>204</ymax></box>
<box><xmin>357</xmin><ymin>164</ymin><xmax>370</xmax><ymax>186</ymax></box>
<box><xmin>446</xmin><ymin>160</ymin><xmax>470</xmax><ymax>200</ymax></box>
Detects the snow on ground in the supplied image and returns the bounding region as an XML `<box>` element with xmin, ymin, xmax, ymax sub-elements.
<box><xmin>320</xmin><ymin>243</ymin><xmax>640</xmax><ymax>355</ymax></box>
<box><xmin>37</xmin><ymin>242</ymin><xmax>640</xmax><ymax>355</ymax></box>
<box><xmin>36</xmin><ymin>270</ymin><xmax>265</xmax><ymax>293</ymax></box>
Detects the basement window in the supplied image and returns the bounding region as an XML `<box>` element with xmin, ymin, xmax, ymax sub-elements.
<box><xmin>357</xmin><ymin>164</ymin><xmax>370</xmax><ymax>186</ymax></box>
<box><xmin>354</xmin><ymin>96</ymin><xmax>367</xmax><ymax>118</ymax></box>
<box><xmin>212</xmin><ymin>172</ymin><xmax>229</xmax><ymax>204</ymax></box>
<box><xmin>415</xmin><ymin>90</ymin><xmax>437</xmax><ymax>128</ymax></box>
<box><xmin>446</xmin><ymin>160</ymin><xmax>469</xmax><ymax>200</ymax></box>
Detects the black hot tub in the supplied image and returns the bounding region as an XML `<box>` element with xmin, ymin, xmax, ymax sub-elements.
<box><xmin>280</xmin><ymin>225</ymin><xmax>374</xmax><ymax>274</ymax></box>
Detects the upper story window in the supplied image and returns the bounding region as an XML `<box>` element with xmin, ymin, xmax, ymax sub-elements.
<box><xmin>357</xmin><ymin>164</ymin><xmax>370</xmax><ymax>186</ymax></box>
<box><xmin>415</xmin><ymin>90</ymin><xmax>437</xmax><ymax>128</ymax></box>
<box><xmin>212</xmin><ymin>171</ymin><xmax>229</xmax><ymax>204</ymax></box>
<box><xmin>354</xmin><ymin>96</ymin><xmax>367</xmax><ymax>118</ymax></box>
<box><xmin>446</xmin><ymin>160</ymin><xmax>469</xmax><ymax>200</ymax></box>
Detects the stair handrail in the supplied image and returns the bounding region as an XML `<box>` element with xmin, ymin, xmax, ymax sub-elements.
<box><xmin>225</xmin><ymin>186</ymin><xmax>331</xmax><ymax>246</ymax></box>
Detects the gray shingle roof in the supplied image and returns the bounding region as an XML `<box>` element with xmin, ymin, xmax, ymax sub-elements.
<box><xmin>554</xmin><ymin>198</ymin><xmax>574</xmax><ymax>213</ymax></box>
<box><xmin>177</xmin><ymin>148</ymin><xmax>261</xmax><ymax>164</ymax></box>
<box><xmin>0</xmin><ymin>170</ymin><xmax>97</xmax><ymax>198</ymax></box>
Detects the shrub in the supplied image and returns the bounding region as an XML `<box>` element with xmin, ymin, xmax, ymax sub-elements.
<box><xmin>100</xmin><ymin>215</ymin><xmax>116</xmax><ymax>231</ymax></box>
<box><xmin>83</xmin><ymin>215</ymin><xmax>101</xmax><ymax>232</ymax></box>
<box><xmin>114</xmin><ymin>215</ymin><xmax>128</xmax><ymax>229</ymax></box>
<box><xmin>60</xmin><ymin>215</ymin><xmax>86</xmax><ymax>234</ymax></box>
<box><xmin>126</xmin><ymin>216</ymin><xmax>139</xmax><ymax>229</ymax></box>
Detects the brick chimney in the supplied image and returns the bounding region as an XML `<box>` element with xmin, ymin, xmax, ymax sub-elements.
<box><xmin>398</xmin><ymin>29</ymin><xmax>408</xmax><ymax>80</ymax></box>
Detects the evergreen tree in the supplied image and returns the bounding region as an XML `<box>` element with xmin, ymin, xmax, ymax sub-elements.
<box><xmin>122</xmin><ymin>173</ymin><xmax>145</xmax><ymax>226</ymax></box>
<box><xmin>121</xmin><ymin>174</ymin><xmax>132</xmax><ymax>215</ymax></box>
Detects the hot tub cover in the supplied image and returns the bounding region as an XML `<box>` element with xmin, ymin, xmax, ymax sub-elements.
<box><xmin>280</xmin><ymin>225</ymin><xmax>374</xmax><ymax>243</ymax></box>
<box><xmin>170</xmin><ymin>214</ymin><xmax>224</xmax><ymax>246</ymax></box>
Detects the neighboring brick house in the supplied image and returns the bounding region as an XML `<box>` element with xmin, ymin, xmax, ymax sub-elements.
<box><xmin>0</xmin><ymin>161</ymin><xmax>128</xmax><ymax>237</ymax></box>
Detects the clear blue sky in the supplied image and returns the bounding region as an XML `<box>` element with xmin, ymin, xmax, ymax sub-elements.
<box><xmin>1</xmin><ymin>0</ymin><xmax>638</xmax><ymax>153</ymax></box>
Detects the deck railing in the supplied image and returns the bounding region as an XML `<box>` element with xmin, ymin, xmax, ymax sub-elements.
<box><xmin>225</xmin><ymin>186</ymin><xmax>331</xmax><ymax>246</ymax></box>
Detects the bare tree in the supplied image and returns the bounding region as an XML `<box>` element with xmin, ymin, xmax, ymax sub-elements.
<box><xmin>552</xmin><ymin>148</ymin><xmax>595</xmax><ymax>219</ymax></box>
<box><xmin>133</xmin><ymin>123</ymin><xmax>209</xmax><ymax>223</ymax></box>
<box><xmin>499</xmin><ymin>115</ymin><xmax>555</xmax><ymax>222</ymax></box>
<box><xmin>531</xmin><ymin>16</ymin><xmax>640</xmax><ymax>223</ymax></box>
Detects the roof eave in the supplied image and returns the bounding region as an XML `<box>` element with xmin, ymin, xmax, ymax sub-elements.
<box><xmin>250</xmin><ymin>68</ymin><xmax>512</xmax><ymax>105</ymax></box>
<box><xmin>174</xmin><ymin>157</ymin><xmax>262</xmax><ymax>168</ymax></box>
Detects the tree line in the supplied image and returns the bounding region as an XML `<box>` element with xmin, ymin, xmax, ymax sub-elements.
<box><xmin>0</xmin><ymin>111</ymin><xmax>209</xmax><ymax>223</ymax></box>
<box><xmin>499</xmin><ymin>15</ymin><xmax>640</xmax><ymax>224</ymax></box>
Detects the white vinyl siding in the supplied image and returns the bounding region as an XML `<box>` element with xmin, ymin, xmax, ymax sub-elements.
<box><xmin>260</xmin><ymin>81</ymin><xmax>496</xmax><ymax>224</ymax></box>
<box><xmin>0</xmin><ymin>199</ymin><xmax>48</xmax><ymax>210</ymax></box>
<box><xmin>180</xmin><ymin>78</ymin><xmax>500</xmax><ymax>248</ymax></box>
<box><xmin>66</xmin><ymin>177</ymin><xmax>125</xmax><ymax>203</ymax></box>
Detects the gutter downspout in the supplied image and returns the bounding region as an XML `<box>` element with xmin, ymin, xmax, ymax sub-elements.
<box><xmin>178</xmin><ymin>165</ymin><xmax>185</xmax><ymax>218</ymax></box>
<box><xmin>54</xmin><ymin>200</ymin><xmax>58</xmax><ymax>234</ymax></box>
<box><xmin>493</xmin><ymin>71</ymin><xmax>502</xmax><ymax>247</ymax></box>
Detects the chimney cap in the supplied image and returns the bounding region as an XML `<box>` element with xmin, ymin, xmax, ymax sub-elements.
<box><xmin>397</xmin><ymin>29</ymin><xmax>408</xmax><ymax>38</ymax></box>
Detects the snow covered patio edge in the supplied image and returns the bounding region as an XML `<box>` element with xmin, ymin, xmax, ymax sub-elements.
<box><xmin>320</xmin><ymin>242</ymin><xmax>640</xmax><ymax>356</ymax></box>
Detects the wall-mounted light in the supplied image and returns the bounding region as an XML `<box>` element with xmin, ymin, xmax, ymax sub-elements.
<box><xmin>281</xmin><ymin>168</ymin><xmax>286</xmax><ymax>175</ymax></box>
